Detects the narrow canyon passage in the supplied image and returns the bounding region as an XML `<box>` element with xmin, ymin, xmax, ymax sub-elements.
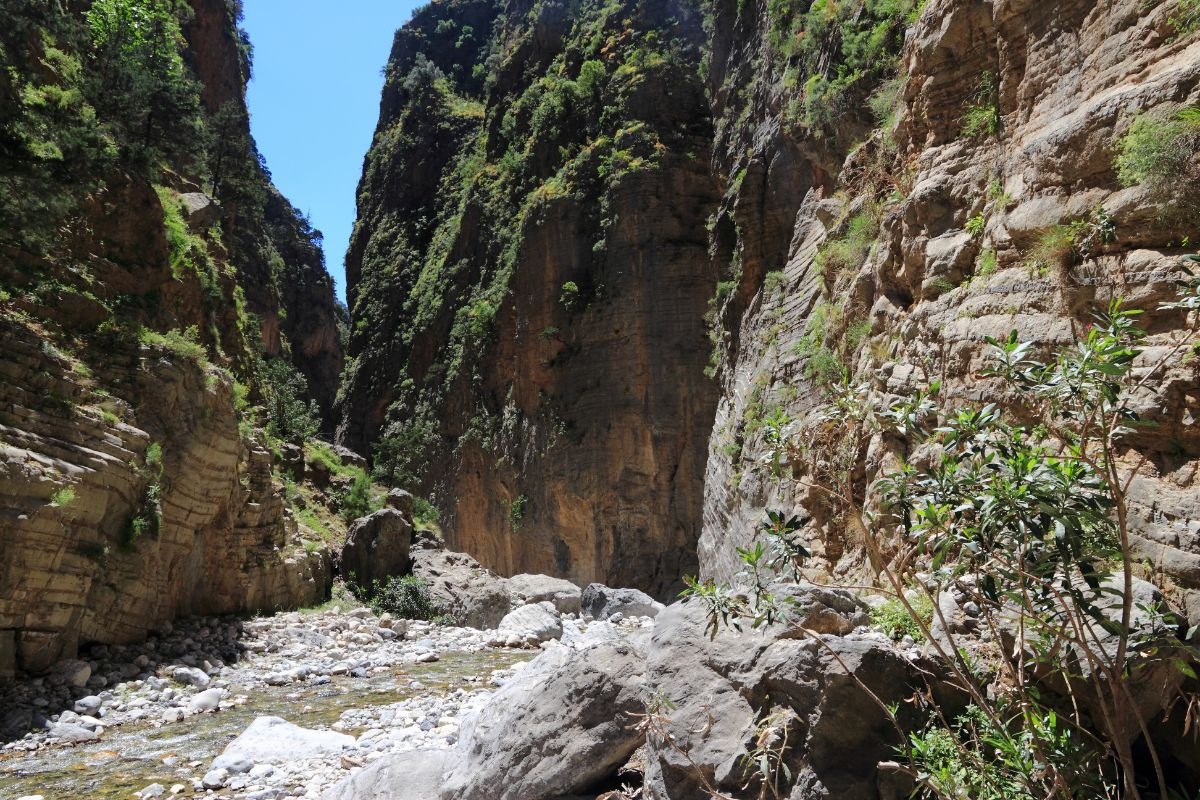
<box><xmin>3</xmin><ymin>0</ymin><xmax>1200</xmax><ymax>799</ymax></box>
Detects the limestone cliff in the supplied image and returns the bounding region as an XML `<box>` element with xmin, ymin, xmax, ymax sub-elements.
<box><xmin>345</xmin><ymin>0</ymin><xmax>1200</xmax><ymax>611</ymax></box>
<box><xmin>698</xmin><ymin>0</ymin><xmax>1200</xmax><ymax>620</ymax></box>
<box><xmin>339</xmin><ymin>0</ymin><xmax>721</xmax><ymax>596</ymax></box>
<box><xmin>0</xmin><ymin>0</ymin><xmax>341</xmax><ymax>676</ymax></box>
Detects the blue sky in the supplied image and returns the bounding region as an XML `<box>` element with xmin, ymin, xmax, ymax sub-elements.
<box><xmin>242</xmin><ymin>1</ymin><xmax>424</xmax><ymax>303</ymax></box>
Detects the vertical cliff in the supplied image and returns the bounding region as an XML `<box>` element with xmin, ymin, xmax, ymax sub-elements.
<box><xmin>0</xmin><ymin>0</ymin><xmax>342</xmax><ymax>675</ymax></box>
<box><xmin>697</xmin><ymin>0</ymin><xmax>1200</xmax><ymax>620</ymax></box>
<box><xmin>339</xmin><ymin>0</ymin><xmax>722</xmax><ymax>595</ymax></box>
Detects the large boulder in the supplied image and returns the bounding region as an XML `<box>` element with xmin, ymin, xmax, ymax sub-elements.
<box><xmin>508</xmin><ymin>574</ymin><xmax>583</xmax><ymax>615</ymax></box>
<box><xmin>210</xmin><ymin>716</ymin><xmax>354</xmax><ymax>770</ymax></box>
<box><xmin>340</xmin><ymin>509</ymin><xmax>413</xmax><ymax>591</ymax></box>
<box><xmin>438</xmin><ymin>640</ymin><xmax>647</xmax><ymax>799</ymax></box>
<box><xmin>498</xmin><ymin>602</ymin><xmax>564</xmax><ymax>643</ymax></box>
<box><xmin>411</xmin><ymin>549</ymin><xmax>512</xmax><ymax>629</ymax></box>
<box><xmin>581</xmin><ymin>583</ymin><xmax>664</xmax><ymax>620</ymax></box>
<box><xmin>322</xmin><ymin>749</ymin><xmax>447</xmax><ymax>800</ymax></box>
<box><xmin>642</xmin><ymin>589</ymin><xmax>943</xmax><ymax>800</ymax></box>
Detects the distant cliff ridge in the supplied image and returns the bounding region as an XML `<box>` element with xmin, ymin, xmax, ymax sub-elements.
<box><xmin>338</xmin><ymin>0</ymin><xmax>721</xmax><ymax>596</ymax></box>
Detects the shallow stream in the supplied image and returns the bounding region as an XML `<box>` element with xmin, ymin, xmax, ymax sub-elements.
<box><xmin>0</xmin><ymin>650</ymin><xmax>528</xmax><ymax>799</ymax></box>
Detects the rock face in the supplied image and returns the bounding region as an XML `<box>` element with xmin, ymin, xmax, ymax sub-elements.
<box><xmin>642</xmin><ymin>596</ymin><xmax>935</xmax><ymax>800</ymax></box>
<box><xmin>341</xmin><ymin>509</ymin><xmax>414</xmax><ymax>590</ymax></box>
<box><xmin>439</xmin><ymin>639</ymin><xmax>647</xmax><ymax>800</ymax></box>
<box><xmin>581</xmin><ymin>583</ymin><xmax>664</xmax><ymax>620</ymax></box>
<box><xmin>411</xmin><ymin>549</ymin><xmax>512</xmax><ymax>629</ymax></box>
<box><xmin>0</xmin><ymin>0</ymin><xmax>339</xmax><ymax>674</ymax></box>
<box><xmin>0</xmin><ymin>323</ymin><xmax>333</xmax><ymax>673</ymax></box>
<box><xmin>336</xmin><ymin>0</ymin><xmax>721</xmax><ymax>598</ymax></box>
<box><xmin>693</xmin><ymin>0</ymin><xmax>1200</xmax><ymax>619</ymax></box>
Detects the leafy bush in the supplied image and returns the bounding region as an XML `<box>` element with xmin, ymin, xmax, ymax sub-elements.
<box><xmin>360</xmin><ymin>575</ymin><xmax>444</xmax><ymax>621</ymax></box>
<box><xmin>1169</xmin><ymin>0</ymin><xmax>1200</xmax><ymax>38</ymax></box>
<box><xmin>138</xmin><ymin>325</ymin><xmax>207</xmax><ymax>363</ymax></box>
<box><xmin>122</xmin><ymin>441</ymin><xmax>163</xmax><ymax>549</ymax></box>
<box><xmin>259</xmin><ymin>357</ymin><xmax>321</xmax><ymax>443</ymax></box>
<box><xmin>870</xmin><ymin>593</ymin><xmax>932</xmax><ymax>642</ymax></box>
<box><xmin>961</xmin><ymin>72</ymin><xmax>1001</xmax><ymax>139</ymax></box>
<box><xmin>339</xmin><ymin>471</ymin><xmax>378</xmax><ymax>523</ymax></box>
<box><xmin>816</xmin><ymin>206</ymin><xmax>881</xmax><ymax>279</ymax></box>
<box><xmin>1114</xmin><ymin>106</ymin><xmax>1200</xmax><ymax>200</ymax></box>
<box><xmin>50</xmin><ymin>486</ymin><xmax>76</xmax><ymax>507</ymax></box>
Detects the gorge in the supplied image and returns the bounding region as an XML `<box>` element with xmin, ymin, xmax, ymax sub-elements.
<box><xmin>2</xmin><ymin>0</ymin><xmax>1200</xmax><ymax>798</ymax></box>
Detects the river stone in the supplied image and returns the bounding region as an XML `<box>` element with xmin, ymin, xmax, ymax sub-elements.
<box><xmin>211</xmin><ymin>716</ymin><xmax>354</xmax><ymax>770</ymax></box>
<box><xmin>411</xmin><ymin>549</ymin><xmax>512</xmax><ymax>629</ymax></box>
<box><xmin>48</xmin><ymin>658</ymin><xmax>91</xmax><ymax>687</ymax></box>
<box><xmin>321</xmin><ymin>749</ymin><xmax>447</xmax><ymax>800</ymax></box>
<box><xmin>137</xmin><ymin>783</ymin><xmax>165</xmax><ymax>799</ymax></box>
<box><xmin>507</xmin><ymin>574</ymin><xmax>583</xmax><ymax>615</ymax></box>
<box><xmin>341</xmin><ymin>508</ymin><xmax>413</xmax><ymax>590</ymax></box>
<box><xmin>581</xmin><ymin>583</ymin><xmax>664</xmax><ymax>620</ymax></box>
<box><xmin>187</xmin><ymin>687</ymin><xmax>225</xmax><ymax>713</ymax></box>
<box><xmin>73</xmin><ymin>695</ymin><xmax>102</xmax><ymax>715</ymax></box>
<box><xmin>202</xmin><ymin>768</ymin><xmax>229</xmax><ymax>789</ymax></box>
<box><xmin>49</xmin><ymin>721</ymin><xmax>99</xmax><ymax>742</ymax></box>
<box><xmin>497</xmin><ymin>601</ymin><xmax>563</xmax><ymax>642</ymax></box>
<box><xmin>172</xmin><ymin>665</ymin><xmax>210</xmax><ymax>688</ymax></box>
<box><xmin>439</xmin><ymin>640</ymin><xmax>646</xmax><ymax>800</ymax></box>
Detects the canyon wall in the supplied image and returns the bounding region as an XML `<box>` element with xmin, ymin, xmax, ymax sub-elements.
<box><xmin>339</xmin><ymin>0</ymin><xmax>722</xmax><ymax>595</ymax></box>
<box><xmin>345</xmin><ymin>0</ymin><xmax>1200</xmax><ymax>610</ymax></box>
<box><xmin>0</xmin><ymin>0</ymin><xmax>341</xmax><ymax>676</ymax></box>
<box><xmin>698</xmin><ymin>0</ymin><xmax>1200</xmax><ymax>620</ymax></box>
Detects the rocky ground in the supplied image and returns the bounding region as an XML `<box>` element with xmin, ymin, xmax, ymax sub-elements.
<box><xmin>0</xmin><ymin>595</ymin><xmax>655</xmax><ymax>800</ymax></box>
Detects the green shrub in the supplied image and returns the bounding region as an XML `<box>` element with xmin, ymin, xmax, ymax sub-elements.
<box><xmin>870</xmin><ymin>594</ymin><xmax>933</xmax><ymax>642</ymax></box>
<box><xmin>560</xmin><ymin>281</ymin><xmax>581</xmax><ymax>310</ymax></box>
<box><xmin>339</xmin><ymin>471</ymin><xmax>378</xmax><ymax>523</ymax></box>
<box><xmin>259</xmin><ymin>358</ymin><xmax>320</xmax><ymax>443</ymax></box>
<box><xmin>1170</xmin><ymin>0</ymin><xmax>1200</xmax><ymax>38</ymax></box>
<box><xmin>50</xmin><ymin>487</ymin><xmax>76</xmax><ymax>507</ymax></box>
<box><xmin>1114</xmin><ymin>106</ymin><xmax>1200</xmax><ymax>193</ymax></box>
<box><xmin>413</xmin><ymin>497</ymin><xmax>441</xmax><ymax>529</ymax></box>
<box><xmin>817</xmin><ymin>207</ymin><xmax>881</xmax><ymax>279</ymax></box>
<box><xmin>138</xmin><ymin>325</ymin><xmax>207</xmax><ymax>363</ymax></box>
<box><xmin>359</xmin><ymin>575</ymin><xmax>445</xmax><ymax>621</ymax></box>
<box><xmin>961</xmin><ymin>72</ymin><xmax>1001</xmax><ymax>139</ymax></box>
<box><xmin>965</xmin><ymin>213</ymin><xmax>985</xmax><ymax>237</ymax></box>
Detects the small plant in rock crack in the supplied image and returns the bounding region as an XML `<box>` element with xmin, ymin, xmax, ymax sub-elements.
<box><xmin>758</xmin><ymin>407</ymin><xmax>794</xmax><ymax>477</ymax></box>
<box><xmin>740</xmin><ymin>705</ymin><xmax>799</xmax><ymax>800</ymax></box>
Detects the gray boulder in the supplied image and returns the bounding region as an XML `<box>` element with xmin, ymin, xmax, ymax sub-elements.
<box><xmin>187</xmin><ymin>687</ymin><xmax>226</xmax><ymax>713</ymax></box>
<box><xmin>172</xmin><ymin>665</ymin><xmax>210</xmax><ymax>689</ymax></box>
<box><xmin>321</xmin><ymin>749</ymin><xmax>447</xmax><ymax>800</ymax></box>
<box><xmin>48</xmin><ymin>658</ymin><xmax>91</xmax><ymax>687</ymax></box>
<box><xmin>642</xmin><ymin>590</ymin><xmax>941</xmax><ymax>800</ymax></box>
<box><xmin>341</xmin><ymin>508</ymin><xmax>413</xmax><ymax>591</ymax></box>
<box><xmin>508</xmin><ymin>573</ymin><xmax>583</xmax><ymax>615</ymax></box>
<box><xmin>179</xmin><ymin>192</ymin><xmax>221</xmax><ymax>229</ymax></box>
<box><xmin>498</xmin><ymin>602</ymin><xmax>563</xmax><ymax>643</ymax></box>
<box><xmin>411</xmin><ymin>549</ymin><xmax>512</xmax><ymax>629</ymax></box>
<box><xmin>49</xmin><ymin>721</ymin><xmax>99</xmax><ymax>742</ymax></box>
<box><xmin>385</xmin><ymin>488</ymin><xmax>415</xmax><ymax>516</ymax></box>
<box><xmin>439</xmin><ymin>640</ymin><xmax>647</xmax><ymax>799</ymax></box>
<box><xmin>211</xmin><ymin>716</ymin><xmax>354</xmax><ymax>770</ymax></box>
<box><xmin>581</xmin><ymin>583</ymin><xmax>664</xmax><ymax>620</ymax></box>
